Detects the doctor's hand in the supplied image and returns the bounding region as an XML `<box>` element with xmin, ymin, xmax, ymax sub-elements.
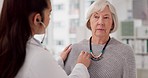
<box><xmin>77</xmin><ymin>51</ymin><xmax>91</xmax><ymax>68</ymax></box>
<box><xmin>60</xmin><ymin>44</ymin><xmax>72</xmax><ymax>61</ymax></box>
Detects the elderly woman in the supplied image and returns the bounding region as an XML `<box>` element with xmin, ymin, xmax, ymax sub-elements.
<box><xmin>64</xmin><ymin>0</ymin><xmax>136</xmax><ymax>78</ymax></box>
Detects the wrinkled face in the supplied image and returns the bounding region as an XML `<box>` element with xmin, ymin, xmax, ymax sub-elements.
<box><xmin>89</xmin><ymin>6</ymin><xmax>113</xmax><ymax>37</ymax></box>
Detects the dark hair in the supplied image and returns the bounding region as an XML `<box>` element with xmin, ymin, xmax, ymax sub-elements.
<box><xmin>0</xmin><ymin>0</ymin><xmax>50</xmax><ymax>77</ymax></box>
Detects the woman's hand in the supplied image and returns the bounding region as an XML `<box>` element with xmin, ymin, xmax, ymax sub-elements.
<box><xmin>60</xmin><ymin>44</ymin><xmax>72</xmax><ymax>61</ymax></box>
<box><xmin>77</xmin><ymin>51</ymin><xmax>91</xmax><ymax>68</ymax></box>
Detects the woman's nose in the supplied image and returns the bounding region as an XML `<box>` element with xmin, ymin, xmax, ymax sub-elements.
<box><xmin>97</xmin><ymin>17</ymin><xmax>104</xmax><ymax>25</ymax></box>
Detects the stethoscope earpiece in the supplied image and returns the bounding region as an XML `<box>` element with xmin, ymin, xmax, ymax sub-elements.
<box><xmin>36</xmin><ymin>19</ymin><xmax>40</xmax><ymax>22</ymax></box>
<box><xmin>36</xmin><ymin>18</ymin><xmax>46</xmax><ymax>43</ymax></box>
<box><xmin>36</xmin><ymin>19</ymin><xmax>46</xmax><ymax>28</ymax></box>
<box><xmin>40</xmin><ymin>22</ymin><xmax>46</xmax><ymax>28</ymax></box>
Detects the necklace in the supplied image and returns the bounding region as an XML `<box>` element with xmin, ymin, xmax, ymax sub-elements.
<box><xmin>89</xmin><ymin>36</ymin><xmax>110</xmax><ymax>61</ymax></box>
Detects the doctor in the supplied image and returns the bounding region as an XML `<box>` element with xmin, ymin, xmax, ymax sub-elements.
<box><xmin>0</xmin><ymin>0</ymin><xmax>91</xmax><ymax>78</ymax></box>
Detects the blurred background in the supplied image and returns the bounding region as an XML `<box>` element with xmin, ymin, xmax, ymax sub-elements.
<box><xmin>0</xmin><ymin>0</ymin><xmax>148</xmax><ymax>78</ymax></box>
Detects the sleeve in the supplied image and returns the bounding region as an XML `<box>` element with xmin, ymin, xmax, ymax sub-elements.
<box><xmin>56</xmin><ymin>56</ymin><xmax>90</xmax><ymax>78</ymax></box>
<box><xmin>123</xmin><ymin>47</ymin><xmax>137</xmax><ymax>78</ymax></box>
<box><xmin>29</xmin><ymin>50</ymin><xmax>90</xmax><ymax>78</ymax></box>
<box><xmin>64</xmin><ymin>44</ymin><xmax>90</xmax><ymax>78</ymax></box>
<box><xmin>28</xmin><ymin>51</ymin><xmax>68</xmax><ymax>78</ymax></box>
<box><xmin>68</xmin><ymin>63</ymin><xmax>90</xmax><ymax>78</ymax></box>
<box><xmin>56</xmin><ymin>56</ymin><xmax>64</xmax><ymax>68</ymax></box>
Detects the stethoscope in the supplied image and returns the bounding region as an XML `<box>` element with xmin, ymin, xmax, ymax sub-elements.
<box><xmin>30</xmin><ymin>37</ymin><xmax>48</xmax><ymax>51</ymax></box>
<box><xmin>89</xmin><ymin>36</ymin><xmax>110</xmax><ymax>61</ymax></box>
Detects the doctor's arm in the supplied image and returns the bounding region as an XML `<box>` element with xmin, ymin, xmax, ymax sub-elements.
<box><xmin>57</xmin><ymin>51</ymin><xmax>90</xmax><ymax>78</ymax></box>
<box><xmin>56</xmin><ymin>44</ymin><xmax>72</xmax><ymax>68</ymax></box>
<box><xmin>68</xmin><ymin>51</ymin><xmax>91</xmax><ymax>78</ymax></box>
<box><xmin>58</xmin><ymin>45</ymin><xmax>91</xmax><ymax>78</ymax></box>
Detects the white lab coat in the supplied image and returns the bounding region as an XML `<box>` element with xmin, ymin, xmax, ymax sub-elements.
<box><xmin>15</xmin><ymin>38</ymin><xmax>90</xmax><ymax>78</ymax></box>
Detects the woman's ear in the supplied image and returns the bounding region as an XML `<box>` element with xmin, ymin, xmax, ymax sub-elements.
<box><xmin>33</xmin><ymin>13</ymin><xmax>42</xmax><ymax>26</ymax></box>
<box><xmin>87</xmin><ymin>20</ymin><xmax>91</xmax><ymax>30</ymax></box>
<box><xmin>110</xmin><ymin>22</ymin><xmax>114</xmax><ymax>32</ymax></box>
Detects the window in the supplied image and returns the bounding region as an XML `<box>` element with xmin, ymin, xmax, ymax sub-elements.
<box><xmin>69</xmin><ymin>0</ymin><xmax>79</xmax><ymax>14</ymax></box>
<box><xmin>69</xmin><ymin>19</ymin><xmax>79</xmax><ymax>33</ymax></box>
<box><xmin>70</xmin><ymin>19</ymin><xmax>79</xmax><ymax>27</ymax></box>
<box><xmin>53</xmin><ymin>21</ymin><xmax>62</xmax><ymax>28</ymax></box>
<box><xmin>56</xmin><ymin>40</ymin><xmax>64</xmax><ymax>46</ymax></box>
<box><xmin>54</xmin><ymin>4</ymin><xmax>64</xmax><ymax>11</ymax></box>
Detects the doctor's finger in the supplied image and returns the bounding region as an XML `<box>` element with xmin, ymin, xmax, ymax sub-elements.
<box><xmin>63</xmin><ymin>44</ymin><xmax>72</xmax><ymax>51</ymax></box>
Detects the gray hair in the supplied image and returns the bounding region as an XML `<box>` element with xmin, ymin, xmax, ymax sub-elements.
<box><xmin>86</xmin><ymin>0</ymin><xmax>118</xmax><ymax>33</ymax></box>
